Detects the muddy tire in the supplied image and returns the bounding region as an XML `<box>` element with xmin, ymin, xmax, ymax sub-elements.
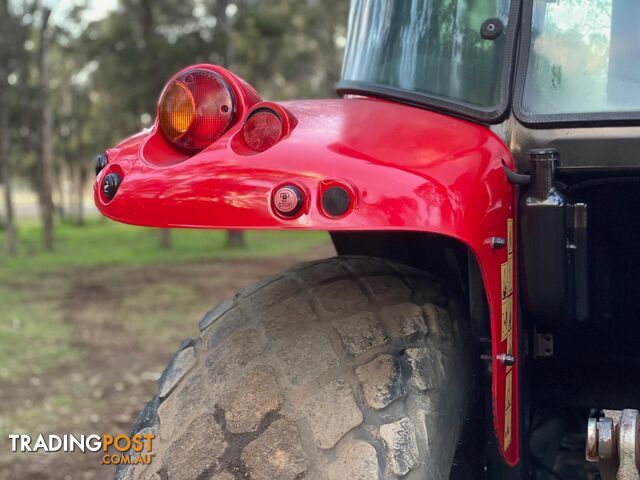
<box><xmin>117</xmin><ymin>256</ymin><xmax>474</xmax><ymax>480</ymax></box>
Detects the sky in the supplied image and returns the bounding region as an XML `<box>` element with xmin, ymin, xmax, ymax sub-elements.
<box><xmin>83</xmin><ymin>0</ymin><xmax>118</xmax><ymax>22</ymax></box>
<box><xmin>45</xmin><ymin>0</ymin><xmax>119</xmax><ymax>26</ymax></box>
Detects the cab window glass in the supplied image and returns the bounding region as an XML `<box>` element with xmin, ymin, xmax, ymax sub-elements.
<box><xmin>522</xmin><ymin>0</ymin><xmax>640</xmax><ymax>115</ymax></box>
<box><xmin>342</xmin><ymin>0</ymin><xmax>511</xmax><ymax>109</ymax></box>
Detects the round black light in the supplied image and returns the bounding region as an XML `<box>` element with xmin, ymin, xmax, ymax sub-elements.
<box><xmin>102</xmin><ymin>173</ymin><xmax>121</xmax><ymax>200</ymax></box>
<box><xmin>95</xmin><ymin>153</ymin><xmax>108</xmax><ymax>175</ymax></box>
<box><xmin>322</xmin><ymin>186</ymin><xmax>351</xmax><ymax>217</ymax></box>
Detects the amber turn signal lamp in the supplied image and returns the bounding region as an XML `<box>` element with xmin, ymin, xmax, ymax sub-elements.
<box><xmin>158</xmin><ymin>69</ymin><xmax>235</xmax><ymax>151</ymax></box>
<box><xmin>159</xmin><ymin>81</ymin><xmax>195</xmax><ymax>140</ymax></box>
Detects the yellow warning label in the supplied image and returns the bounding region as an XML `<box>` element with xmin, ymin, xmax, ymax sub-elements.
<box><xmin>504</xmin><ymin>406</ymin><xmax>512</xmax><ymax>449</ymax></box>
<box><xmin>501</xmin><ymin>256</ymin><xmax>513</xmax><ymax>299</ymax></box>
<box><xmin>502</xmin><ymin>218</ymin><xmax>515</xmax><ymax>451</ymax></box>
<box><xmin>507</xmin><ymin>254</ymin><xmax>513</xmax><ymax>295</ymax></box>
<box><xmin>501</xmin><ymin>296</ymin><xmax>513</xmax><ymax>341</ymax></box>
<box><xmin>501</xmin><ymin>262</ymin><xmax>509</xmax><ymax>299</ymax></box>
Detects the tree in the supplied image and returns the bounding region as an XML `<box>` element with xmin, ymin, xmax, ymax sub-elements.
<box><xmin>36</xmin><ymin>2</ymin><xmax>55</xmax><ymax>250</ymax></box>
<box><xmin>0</xmin><ymin>0</ymin><xmax>17</xmax><ymax>255</ymax></box>
<box><xmin>88</xmin><ymin>0</ymin><xmax>217</xmax><ymax>249</ymax></box>
<box><xmin>214</xmin><ymin>0</ymin><xmax>246</xmax><ymax>248</ymax></box>
<box><xmin>1</xmin><ymin>0</ymin><xmax>350</xmax><ymax>251</ymax></box>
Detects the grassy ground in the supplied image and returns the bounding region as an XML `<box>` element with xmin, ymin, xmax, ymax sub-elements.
<box><xmin>0</xmin><ymin>218</ymin><xmax>328</xmax><ymax>273</ymax></box>
<box><xmin>0</xmin><ymin>219</ymin><xmax>328</xmax><ymax>381</ymax></box>
<box><xmin>0</xmin><ymin>219</ymin><xmax>332</xmax><ymax>478</ymax></box>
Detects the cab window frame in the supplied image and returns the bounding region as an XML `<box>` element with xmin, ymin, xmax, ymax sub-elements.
<box><xmin>513</xmin><ymin>0</ymin><xmax>640</xmax><ymax>128</ymax></box>
<box><xmin>336</xmin><ymin>0</ymin><xmax>523</xmax><ymax>125</ymax></box>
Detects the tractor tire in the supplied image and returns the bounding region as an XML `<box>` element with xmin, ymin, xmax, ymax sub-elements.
<box><xmin>117</xmin><ymin>256</ymin><xmax>474</xmax><ymax>480</ymax></box>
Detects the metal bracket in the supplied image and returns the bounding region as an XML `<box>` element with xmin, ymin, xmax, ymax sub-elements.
<box><xmin>533</xmin><ymin>331</ymin><xmax>554</xmax><ymax>358</ymax></box>
<box><xmin>586</xmin><ymin>409</ymin><xmax>640</xmax><ymax>480</ymax></box>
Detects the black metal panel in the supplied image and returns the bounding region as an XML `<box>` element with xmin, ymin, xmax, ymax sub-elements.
<box><xmin>509</xmin><ymin>121</ymin><xmax>640</xmax><ymax>172</ymax></box>
<box><xmin>519</xmin><ymin>151</ymin><xmax>568</xmax><ymax>321</ymax></box>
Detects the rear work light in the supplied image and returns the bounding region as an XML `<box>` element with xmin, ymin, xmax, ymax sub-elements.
<box><xmin>158</xmin><ymin>69</ymin><xmax>235</xmax><ymax>151</ymax></box>
<box><xmin>243</xmin><ymin>108</ymin><xmax>284</xmax><ymax>152</ymax></box>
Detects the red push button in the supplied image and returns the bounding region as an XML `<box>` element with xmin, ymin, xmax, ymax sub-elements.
<box><xmin>273</xmin><ymin>185</ymin><xmax>304</xmax><ymax>217</ymax></box>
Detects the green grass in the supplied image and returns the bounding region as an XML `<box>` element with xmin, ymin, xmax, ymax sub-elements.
<box><xmin>0</xmin><ymin>218</ymin><xmax>329</xmax><ymax>276</ymax></box>
<box><xmin>0</xmin><ymin>288</ymin><xmax>78</xmax><ymax>382</ymax></box>
<box><xmin>0</xmin><ymin>392</ymin><xmax>76</xmax><ymax>439</ymax></box>
<box><xmin>0</xmin><ymin>219</ymin><xmax>330</xmax><ymax>380</ymax></box>
<box><xmin>0</xmin><ymin>217</ymin><xmax>332</xmax><ymax>467</ymax></box>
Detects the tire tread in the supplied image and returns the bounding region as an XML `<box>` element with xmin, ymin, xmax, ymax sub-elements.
<box><xmin>117</xmin><ymin>256</ymin><xmax>472</xmax><ymax>480</ymax></box>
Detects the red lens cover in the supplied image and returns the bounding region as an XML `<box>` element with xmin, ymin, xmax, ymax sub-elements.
<box><xmin>159</xmin><ymin>69</ymin><xmax>235</xmax><ymax>151</ymax></box>
<box><xmin>243</xmin><ymin>109</ymin><xmax>283</xmax><ymax>152</ymax></box>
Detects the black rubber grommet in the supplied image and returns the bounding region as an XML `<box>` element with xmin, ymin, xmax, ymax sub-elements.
<box><xmin>95</xmin><ymin>153</ymin><xmax>108</xmax><ymax>176</ymax></box>
<box><xmin>480</xmin><ymin>17</ymin><xmax>504</xmax><ymax>40</ymax></box>
<box><xmin>102</xmin><ymin>173</ymin><xmax>121</xmax><ymax>200</ymax></box>
<box><xmin>322</xmin><ymin>186</ymin><xmax>351</xmax><ymax>217</ymax></box>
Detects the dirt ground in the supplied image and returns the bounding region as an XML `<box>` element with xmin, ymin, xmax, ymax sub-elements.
<box><xmin>0</xmin><ymin>246</ymin><xmax>333</xmax><ymax>479</ymax></box>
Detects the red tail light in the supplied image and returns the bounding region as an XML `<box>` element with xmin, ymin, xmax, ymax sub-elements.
<box><xmin>158</xmin><ymin>69</ymin><xmax>235</xmax><ymax>151</ymax></box>
<box><xmin>243</xmin><ymin>108</ymin><xmax>284</xmax><ymax>152</ymax></box>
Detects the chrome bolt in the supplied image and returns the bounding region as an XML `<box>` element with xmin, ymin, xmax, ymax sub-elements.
<box><xmin>490</xmin><ymin>236</ymin><xmax>506</xmax><ymax>249</ymax></box>
<box><xmin>496</xmin><ymin>354</ymin><xmax>515</xmax><ymax>366</ymax></box>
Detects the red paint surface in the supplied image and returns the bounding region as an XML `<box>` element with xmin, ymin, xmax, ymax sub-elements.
<box><xmin>95</xmin><ymin>75</ymin><xmax>519</xmax><ymax>465</ymax></box>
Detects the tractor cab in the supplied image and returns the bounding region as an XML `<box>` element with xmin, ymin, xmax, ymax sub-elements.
<box><xmin>95</xmin><ymin>1</ymin><xmax>640</xmax><ymax>479</ymax></box>
<box><xmin>339</xmin><ymin>0</ymin><xmax>514</xmax><ymax>122</ymax></box>
<box><xmin>342</xmin><ymin>0</ymin><xmax>640</xmax><ymax>476</ymax></box>
<box><xmin>337</xmin><ymin>1</ymin><xmax>640</xmax><ymax>478</ymax></box>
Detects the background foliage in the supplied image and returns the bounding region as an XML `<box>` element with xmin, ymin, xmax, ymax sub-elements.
<box><xmin>0</xmin><ymin>0</ymin><xmax>349</xmax><ymax>252</ymax></box>
<box><xmin>0</xmin><ymin>2</ymin><xmax>345</xmax><ymax>476</ymax></box>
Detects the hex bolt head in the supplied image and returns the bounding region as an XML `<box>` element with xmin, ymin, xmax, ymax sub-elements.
<box><xmin>496</xmin><ymin>354</ymin><xmax>516</xmax><ymax>366</ymax></box>
<box><xmin>490</xmin><ymin>236</ymin><xmax>506</xmax><ymax>249</ymax></box>
<box><xmin>102</xmin><ymin>173</ymin><xmax>121</xmax><ymax>200</ymax></box>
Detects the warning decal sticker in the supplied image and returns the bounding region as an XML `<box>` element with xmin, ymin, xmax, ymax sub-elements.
<box><xmin>502</xmin><ymin>219</ymin><xmax>515</xmax><ymax>450</ymax></box>
<box><xmin>504</xmin><ymin>369</ymin><xmax>513</xmax><ymax>449</ymax></box>
<box><xmin>505</xmin><ymin>369</ymin><xmax>513</xmax><ymax>411</ymax></box>
<box><xmin>501</xmin><ymin>297</ymin><xmax>513</xmax><ymax>342</ymax></box>
<box><xmin>501</xmin><ymin>257</ymin><xmax>513</xmax><ymax>300</ymax></box>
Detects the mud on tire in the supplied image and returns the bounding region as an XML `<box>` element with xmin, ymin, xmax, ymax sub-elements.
<box><xmin>117</xmin><ymin>256</ymin><xmax>474</xmax><ymax>480</ymax></box>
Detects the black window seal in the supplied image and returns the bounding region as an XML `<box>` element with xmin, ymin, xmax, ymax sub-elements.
<box><xmin>513</xmin><ymin>0</ymin><xmax>640</xmax><ymax>129</ymax></box>
<box><xmin>336</xmin><ymin>0</ymin><xmax>523</xmax><ymax>125</ymax></box>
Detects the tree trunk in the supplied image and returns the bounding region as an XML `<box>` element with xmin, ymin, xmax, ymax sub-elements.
<box><xmin>53</xmin><ymin>164</ymin><xmax>66</xmax><ymax>220</ymax></box>
<box><xmin>215</xmin><ymin>0</ymin><xmax>245</xmax><ymax>248</ymax></box>
<box><xmin>0</xmin><ymin>0</ymin><xmax>16</xmax><ymax>255</ymax></box>
<box><xmin>159</xmin><ymin>229</ymin><xmax>172</xmax><ymax>249</ymax></box>
<box><xmin>37</xmin><ymin>5</ymin><xmax>55</xmax><ymax>250</ymax></box>
<box><xmin>75</xmin><ymin>164</ymin><xmax>86</xmax><ymax>226</ymax></box>
<box><xmin>0</xmin><ymin>79</ymin><xmax>17</xmax><ymax>256</ymax></box>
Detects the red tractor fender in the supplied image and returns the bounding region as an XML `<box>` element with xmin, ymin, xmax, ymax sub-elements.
<box><xmin>96</xmin><ymin>93</ymin><xmax>519</xmax><ymax>466</ymax></box>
